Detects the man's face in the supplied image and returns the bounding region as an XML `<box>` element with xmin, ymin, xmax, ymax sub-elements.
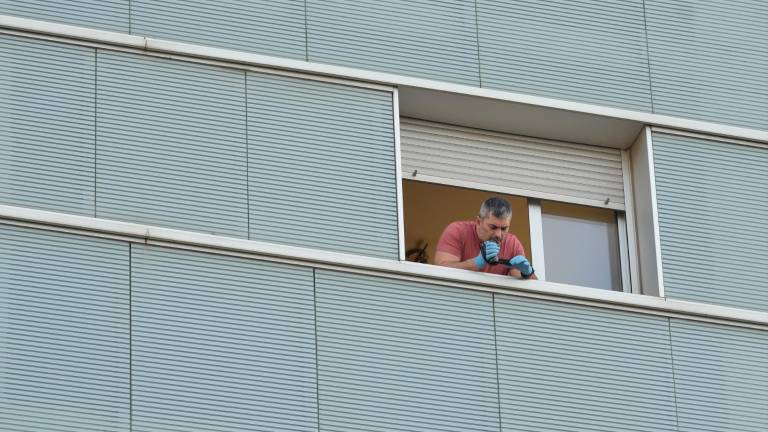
<box><xmin>476</xmin><ymin>214</ymin><xmax>511</xmax><ymax>243</ymax></box>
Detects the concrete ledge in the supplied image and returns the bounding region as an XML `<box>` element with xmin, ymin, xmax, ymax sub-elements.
<box><xmin>1</xmin><ymin>14</ymin><xmax>767</xmax><ymax>148</ymax></box>
<box><xmin>1</xmin><ymin>204</ymin><xmax>766</xmax><ymax>330</ymax></box>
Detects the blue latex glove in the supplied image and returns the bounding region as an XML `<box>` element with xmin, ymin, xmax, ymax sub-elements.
<box><xmin>507</xmin><ymin>255</ymin><xmax>534</xmax><ymax>277</ymax></box>
<box><xmin>474</xmin><ymin>241</ymin><xmax>499</xmax><ymax>269</ymax></box>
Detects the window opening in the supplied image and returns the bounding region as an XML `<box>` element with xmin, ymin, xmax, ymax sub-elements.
<box><xmin>403</xmin><ymin>179</ymin><xmax>629</xmax><ymax>291</ymax></box>
<box><xmin>402</xmin><ymin>180</ymin><xmax>530</xmax><ymax>266</ymax></box>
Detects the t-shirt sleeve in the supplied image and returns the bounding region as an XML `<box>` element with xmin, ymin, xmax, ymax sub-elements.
<box><xmin>436</xmin><ymin>222</ymin><xmax>463</xmax><ymax>258</ymax></box>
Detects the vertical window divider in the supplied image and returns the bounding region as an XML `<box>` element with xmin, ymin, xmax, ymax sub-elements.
<box><xmin>392</xmin><ymin>88</ymin><xmax>405</xmax><ymax>261</ymax></box>
<box><xmin>94</xmin><ymin>49</ymin><xmax>98</xmax><ymax>217</ymax></box>
<box><xmin>621</xmin><ymin>148</ymin><xmax>641</xmax><ymax>294</ymax></box>
<box><xmin>244</xmin><ymin>72</ymin><xmax>250</xmax><ymax>240</ymax></box>
<box><xmin>617</xmin><ymin>213</ymin><xmax>632</xmax><ymax>293</ymax></box>
<box><xmin>128</xmin><ymin>242</ymin><xmax>132</xmax><ymax>431</ymax></box>
<box><xmin>527</xmin><ymin>198</ymin><xmax>546</xmax><ymax>281</ymax></box>
<box><xmin>645</xmin><ymin>128</ymin><xmax>666</xmax><ymax>298</ymax></box>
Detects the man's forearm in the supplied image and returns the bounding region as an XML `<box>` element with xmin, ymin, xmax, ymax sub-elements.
<box><xmin>436</xmin><ymin>258</ymin><xmax>482</xmax><ymax>271</ymax></box>
<box><xmin>508</xmin><ymin>268</ymin><xmax>538</xmax><ymax>280</ymax></box>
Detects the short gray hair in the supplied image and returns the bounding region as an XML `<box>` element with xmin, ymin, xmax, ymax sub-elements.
<box><xmin>479</xmin><ymin>196</ymin><xmax>512</xmax><ymax>219</ymax></box>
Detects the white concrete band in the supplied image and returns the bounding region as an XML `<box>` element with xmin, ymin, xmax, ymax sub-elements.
<box><xmin>1</xmin><ymin>204</ymin><xmax>766</xmax><ymax>330</ymax></box>
<box><xmin>1</xmin><ymin>14</ymin><xmax>767</xmax><ymax>147</ymax></box>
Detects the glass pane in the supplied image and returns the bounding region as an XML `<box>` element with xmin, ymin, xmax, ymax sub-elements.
<box><xmin>541</xmin><ymin>201</ymin><xmax>622</xmax><ymax>290</ymax></box>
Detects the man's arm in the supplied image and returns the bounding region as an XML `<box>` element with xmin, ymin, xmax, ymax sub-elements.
<box><xmin>434</xmin><ymin>221</ymin><xmax>490</xmax><ymax>271</ymax></box>
<box><xmin>436</xmin><ymin>250</ymin><xmax>537</xmax><ymax>278</ymax></box>
<box><xmin>434</xmin><ymin>250</ymin><xmax>484</xmax><ymax>271</ymax></box>
<box><xmin>505</xmin><ymin>254</ymin><xmax>538</xmax><ymax>280</ymax></box>
<box><xmin>507</xmin><ymin>267</ymin><xmax>538</xmax><ymax>280</ymax></box>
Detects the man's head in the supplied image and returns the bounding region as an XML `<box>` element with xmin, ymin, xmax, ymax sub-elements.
<box><xmin>475</xmin><ymin>196</ymin><xmax>512</xmax><ymax>243</ymax></box>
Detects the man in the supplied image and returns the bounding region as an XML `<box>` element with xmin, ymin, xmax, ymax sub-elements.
<box><xmin>435</xmin><ymin>196</ymin><xmax>536</xmax><ymax>279</ymax></box>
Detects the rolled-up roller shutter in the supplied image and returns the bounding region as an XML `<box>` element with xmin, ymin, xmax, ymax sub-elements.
<box><xmin>400</xmin><ymin>118</ymin><xmax>626</xmax><ymax>210</ymax></box>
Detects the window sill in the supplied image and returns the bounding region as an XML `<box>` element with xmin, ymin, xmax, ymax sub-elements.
<box><xmin>1</xmin><ymin>203</ymin><xmax>766</xmax><ymax>329</ymax></box>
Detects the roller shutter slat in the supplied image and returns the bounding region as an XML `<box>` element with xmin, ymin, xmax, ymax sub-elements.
<box><xmin>307</xmin><ymin>0</ymin><xmax>480</xmax><ymax>85</ymax></box>
<box><xmin>495</xmin><ymin>296</ymin><xmax>678</xmax><ymax>432</ymax></box>
<box><xmin>0</xmin><ymin>0</ymin><xmax>128</xmax><ymax>32</ymax></box>
<box><xmin>131</xmin><ymin>245</ymin><xmax>317</xmax><ymax>432</ymax></box>
<box><xmin>670</xmin><ymin>320</ymin><xmax>768</xmax><ymax>432</ymax></box>
<box><xmin>131</xmin><ymin>0</ymin><xmax>305</xmax><ymax>60</ymax></box>
<box><xmin>645</xmin><ymin>0</ymin><xmax>768</xmax><ymax>130</ymax></box>
<box><xmin>401</xmin><ymin>119</ymin><xmax>625</xmax><ymax>208</ymax></box>
<box><xmin>248</xmin><ymin>73</ymin><xmax>399</xmax><ymax>259</ymax></box>
<box><xmin>0</xmin><ymin>35</ymin><xmax>95</xmax><ymax>215</ymax></box>
<box><xmin>653</xmin><ymin>132</ymin><xmax>768</xmax><ymax>312</ymax></box>
<box><xmin>477</xmin><ymin>0</ymin><xmax>652</xmax><ymax>111</ymax></box>
<box><xmin>0</xmin><ymin>225</ymin><xmax>129</xmax><ymax>431</ymax></box>
<box><xmin>315</xmin><ymin>270</ymin><xmax>500</xmax><ymax>432</ymax></box>
<box><xmin>96</xmin><ymin>51</ymin><xmax>249</xmax><ymax>238</ymax></box>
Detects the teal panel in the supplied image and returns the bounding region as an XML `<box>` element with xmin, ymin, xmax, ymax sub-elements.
<box><xmin>315</xmin><ymin>270</ymin><xmax>500</xmax><ymax>432</ymax></box>
<box><xmin>0</xmin><ymin>0</ymin><xmax>128</xmax><ymax>32</ymax></box>
<box><xmin>307</xmin><ymin>0</ymin><xmax>480</xmax><ymax>85</ymax></box>
<box><xmin>0</xmin><ymin>224</ymin><xmax>129</xmax><ymax>431</ymax></box>
<box><xmin>646</xmin><ymin>1</ymin><xmax>768</xmax><ymax>130</ymax></box>
<box><xmin>96</xmin><ymin>51</ymin><xmax>248</xmax><ymax>237</ymax></box>
<box><xmin>670</xmin><ymin>319</ymin><xmax>768</xmax><ymax>432</ymax></box>
<box><xmin>131</xmin><ymin>0</ymin><xmax>306</xmax><ymax>60</ymax></box>
<box><xmin>247</xmin><ymin>73</ymin><xmax>399</xmax><ymax>259</ymax></box>
<box><xmin>494</xmin><ymin>296</ymin><xmax>678</xmax><ymax>432</ymax></box>
<box><xmin>653</xmin><ymin>133</ymin><xmax>768</xmax><ymax>311</ymax></box>
<box><xmin>131</xmin><ymin>245</ymin><xmax>317</xmax><ymax>432</ymax></box>
<box><xmin>0</xmin><ymin>35</ymin><xmax>95</xmax><ymax>216</ymax></box>
<box><xmin>477</xmin><ymin>0</ymin><xmax>652</xmax><ymax>111</ymax></box>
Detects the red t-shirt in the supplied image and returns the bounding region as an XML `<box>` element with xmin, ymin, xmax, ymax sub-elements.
<box><xmin>436</xmin><ymin>220</ymin><xmax>526</xmax><ymax>275</ymax></box>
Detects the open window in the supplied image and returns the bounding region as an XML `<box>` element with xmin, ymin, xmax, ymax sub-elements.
<box><xmin>399</xmin><ymin>118</ymin><xmax>636</xmax><ymax>293</ymax></box>
<box><xmin>402</xmin><ymin>180</ymin><xmax>531</xmax><ymax>265</ymax></box>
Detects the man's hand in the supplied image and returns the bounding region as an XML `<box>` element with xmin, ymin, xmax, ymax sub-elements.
<box><xmin>474</xmin><ymin>241</ymin><xmax>499</xmax><ymax>269</ymax></box>
<box><xmin>506</xmin><ymin>255</ymin><xmax>534</xmax><ymax>278</ymax></box>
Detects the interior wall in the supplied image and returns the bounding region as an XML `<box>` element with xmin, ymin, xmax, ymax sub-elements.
<box><xmin>402</xmin><ymin>180</ymin><xmax>530</xmax><ymax>264</ymax></box>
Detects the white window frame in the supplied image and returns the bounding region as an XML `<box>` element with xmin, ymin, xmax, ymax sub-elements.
<box><xmin>527</xmin><ymin>198</ymin><xmax>633</xmax><ymax>293</ymax></box>
<box><xmin>394</xmin><ymin>117</ymin><xmax>646</xmax><ymax>294</ymax></box>
<box><xmin>393</xmin><ymin>88</ymin><xmax>406</xmax><ymax>261</ymax></box>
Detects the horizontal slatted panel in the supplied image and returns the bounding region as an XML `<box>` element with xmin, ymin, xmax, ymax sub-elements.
<box><xmin>401</xmin><ymin>118</ymin><xmax>625</xmax><ymax>208</ymax></box>
<box><xmin>315</xmin><ymin>270</ymin><xmax>499</xmax><ymax>432</ymax></box>
<box><xmin>646</xmin><ymin>1</ymin><xmax>768</xmax><ymax>130</ymax></box>
<box><xmin>653</xmin><ymin>133</ymin><xmax>768</xmax><ymax>311</ymax></box>
<box><xmin>495</xmin><ymin>296</ymin><xmax>678</xmax><ymax>432</ymax></box>
<box><xmin>131</xmin><ymin>245</ymin><xmax>317</xmax><ymax>432</ymax></box>
<box><xmin>96</xmin><ymin>51</ymin><xmax>248</xmax><ymax>238</ymax></box>
<box><xmin>477</xmin><ymin>0</ymin><xmax>652</xmax><ymax>111</ymax></box>
<box><xmin>131</xmin><ymin>0</ymin><xmax>306</xmax><ymax>60</ymax></box>
<box><xmin>0</xmin><ymin>224</ymin><xmax>129</xmax><ymax>431</ymax></box>
<box><xmin>670</xmin><ymin>319</ymin><xmax>768</xmax><ymax>432</ymax></box>
<box><xmin>0</xmin><ymin>0</ymin><xmax>128</xmax><ymax>32</ymax></box>
<box><xmin>0</xmin><ymin>35</ymin><xmax>95</xmax><ymax>216</ymax></box>
<box><xmin>248</xmin><ymin>73</ymin><xmax>398</xmax><ymax>259</ymax></box>
<box><xmin>307</xmin><ymin>0</ymin><xmax>480</xmax><ymax>85</ymax></box>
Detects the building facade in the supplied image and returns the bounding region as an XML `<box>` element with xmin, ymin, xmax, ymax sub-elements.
<box><xmin>0</xmin><ymin>1</ymin><xmax>766</xmax><ymax>431</ymax></box>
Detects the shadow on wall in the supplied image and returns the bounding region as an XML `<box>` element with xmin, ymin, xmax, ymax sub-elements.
<box><xmin>402</xmin><ymin>179</ymin><xmax>530</xmax><ymax>264</ymax></box>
